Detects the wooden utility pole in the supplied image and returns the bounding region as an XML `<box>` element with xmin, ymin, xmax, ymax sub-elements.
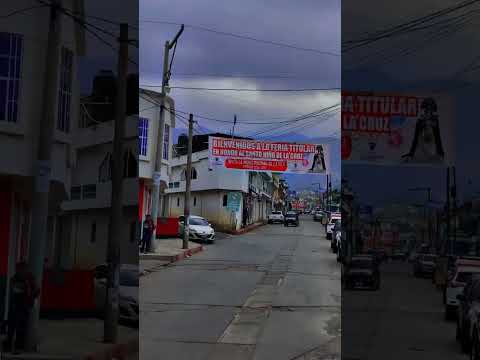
<box><xmin>183</xmin><ymin>114</ymin><xmax>194</xmax><ymax>250</ymax></box>
<box><xmin>446</xmin><ymin>167</ymin><xmax>451</xmax><ymax>255</ymax></box>
<box><xmin>26</xmin><ymin>0</ymin><xmax>62</xmax><ymax>351</ymax></box>
<box><xmin>104</xmin><ymin>23</ymin><xmax>129</xmax><ymax>343</ymax></box>
<box><xmin>150</xmin><ymin>25</ymin><xmax>184</xmax><ymax>251</ymax></box>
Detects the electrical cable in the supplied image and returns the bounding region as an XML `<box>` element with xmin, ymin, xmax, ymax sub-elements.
<box><xmin>140</xmin><ymin>19</ymin><xmax>340</xmax><ymax>57</ymax></box>
<box><xmin>141</xmin><ymin>85</ymin><xmax>340</xmax><ymax>92</ymax></box>
<box><xmin>1</xmin><ymin>4</ymin><xmax>48</xmax><ymax>19</ymax></box>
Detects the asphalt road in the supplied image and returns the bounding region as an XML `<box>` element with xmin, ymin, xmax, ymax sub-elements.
<box><xmin>343</xmin><ymin>260</ymin><xmax>465</xmax><ymax>360</ymax></box>
<box><xmin>140</xmin><ymin>215</ymin><xmax>340</xmax><ymax>360</ymax></box>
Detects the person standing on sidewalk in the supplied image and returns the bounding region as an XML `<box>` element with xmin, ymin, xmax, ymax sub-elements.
<box><xmin>3</xmin><ymin>262</ymin><xmax>39</xmax><ymax>354</ymax></box>
<box><xmin>141</xmin><ymin>214</ymin><xmax>156</xmax><ymax>253</ymax></box>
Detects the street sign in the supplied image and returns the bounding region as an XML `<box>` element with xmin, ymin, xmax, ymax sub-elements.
<box><xmin>227</xmin><ymin>192</ymin><xmax>241</xmax><ymax>212</ymax></box>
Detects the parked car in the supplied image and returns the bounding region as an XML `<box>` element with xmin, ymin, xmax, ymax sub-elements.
<box><xmin>445</xmin><ymin>260</ymin><xmax>480</xmax><ymax>320</ymax></box>
<box><xmin>413</xmin><ymin>254</ymin><xmax>437</xmax><ymax>277</ymax></box>
<box><xmin>456</xmin><ymin>275</ymin><xmax>480</xmax><ymax>353</ymax></box>
<box><xmin>284</xmin><ymin>211</ymin><xmax>299</xmax><ymax>227</ymax></box>
<box><xmin>267</xmin><ymin>211</ymin><xmax>284</xmax><ymax>224</ymax></box>
<box><xmin>331</xmin><ymin>220</ymin><xmax>341</xmax><ymax>252</ymax></box>
<box><xmin>313</xmin><ymin>210</ymin><xmax>325</xmax><ymax>222</ymax></box>
<box><xmin>392</xmin><ymin>249</ymin><xmax>406</xmax><ymax>261</ymax></box>
<box><xmin>179</xmin><ymin>215</ymin><xmax>216</xmax><ymax>243</ymax></box>
<box><xmin>326</xmin><ymin>215</ymin><xmax>341</xmax><ymax>240</ymax></box>
<box><xmin>344</xmin><ymin>255</ymin><xmax>380</xmax><ymax>290</ymax></box>
<box><xmin>93</xmin><ymin>264</ymin><xmax>139</xmax><ymax>324</ymax></box>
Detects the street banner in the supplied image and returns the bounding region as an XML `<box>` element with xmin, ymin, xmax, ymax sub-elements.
<box><xmin>342</xmin><ymin>92</ymin><xmax>455</xmax><ymax>166</ymax></box>
<box><xmin>208</xmin><ymin>136</ymin><xmax>330</xmax><ymax>174</ymax></box>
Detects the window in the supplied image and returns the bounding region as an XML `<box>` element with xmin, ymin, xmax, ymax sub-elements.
<box><xmin>177</xmin><ymin>197</ymin><xmax>180</xmax><ymax>207</ymax></box>
<box><xmin>82</xmin><ymin>184</ymin><xmax>96</xmax><ymax>199</ymax></box>
<box><xmin>163</xmin><ymin>123</ymin><xmax>170</xmax><ymax>160</ymax></box>
<box><xmin>168</xmin><ymin>182</ymin><xmax>173</xmax><ymax>188</ymax></box>
<box><xmin>71</xmin><ymin>186</ymin><xmax>81</xmax><ymax>200</ymax></box>
<box><xmin>193</xmin><ymin>197</ymin><xmax>197</xmax><ymax>207</ymax></box>
<box><xmin>123</xmin><ymin>149</ymin><xmax>138</xmax><ymax>178</ymax></box>
<box><xmin>139</xmin><ymin>117</ymin><xmax>148</xmax><ymax>156</ymax></box>
<box><xmin>0</xmin><ymin>33</ymin><xmax>22</xmax><ymax>123</ymax></box>
<box><xmin>223</xmin><ymin>194</ymin><xmax>228</xmax><ymax>206</ymax></box>
<box><xmin>181</xmin><ymin>168</ymin><xmax>197</xmax><ymax>181</ymax></box>
<box><xmin>58</xmin><ymin>47</ymin><xmax>73</xmax><ymax>132</ymax></box>
<box><xmin>99</xmin><ymin>152</ymin><xmax>112</xmax><ymax>183</ymax></box>
<box><xmin>90</xmin><ymin>222</ymin><xmax>96</xmax><ymax>243</ymax></box>
<box><xmin>174</xmin><ymin>182</ymin><xmax>180</xmax><ymax>188</ymax></box>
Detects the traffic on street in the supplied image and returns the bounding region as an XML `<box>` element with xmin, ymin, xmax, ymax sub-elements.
<box><xmin>140</xmin><ymin>215</ymin><xmax>340</xmax><ymax>360</ymax></box>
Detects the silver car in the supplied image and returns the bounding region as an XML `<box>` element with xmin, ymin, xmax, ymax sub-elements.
<box><xmin>179</xmin><ymin>215</ymin><xmax>216</xmax><ymax>244</ymax></box>
<box><xmin>94</xmin><ymin>264</ymin><xmax>139</xmax><ymax>325</ymax></box>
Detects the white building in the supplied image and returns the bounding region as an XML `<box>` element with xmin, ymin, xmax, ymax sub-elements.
<box><xmin>166</xmin><ymin>149</ymin><xmax>273</xmax><ymax>232</ymax></box>
<box><xmin>138</xmin><ymin>89</ymin><xmax>176</xmax><ymax>224</ymax></box>
<box><xmin>0</xmin><ymin>0</ymin><xmax>85</xmax><ymax>318</ymax></box>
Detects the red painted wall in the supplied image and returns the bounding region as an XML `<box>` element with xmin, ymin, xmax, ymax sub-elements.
<box><xmin>41</xmin><ymin>270</ymin><xmax>95</xmax><ymax>311</ymax></box>
<box><xmin>139</xmin><ymin>179</ymin><xmax>144</xmax><ymax>221</ymax></box>
<box><xmin>156</xmin><ymin>217</ymin><xmax>179</xmax><ymax>237</ymax></box>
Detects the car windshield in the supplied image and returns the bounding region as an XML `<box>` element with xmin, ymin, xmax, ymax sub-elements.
<box><xmin>330</xmin><ymin>219</ymin><xmax>339</xmax><ymax>224</ymax></box>
<box><xmin>189</xmin><ymin>217</ymin><xmax>209</xmax><ymax>226</ymax></box>
<box><xmin>351</xmin><ymin>259</ymin><xmax>373</xmax><ymax>269</ymax></box>
<box><xmin>286</xmin><ymin>212</ymin><xmax>296</xmax><ymax>216</ymax></box>
<box><xmin>120</xmin><ymin>270</ymin><xmax>139</xmax><ymax>287</ymax></box>
<box><xmin>272</xmin><ymin>211</ymin><xmax>282</xmax><ymax>215</ymax></box>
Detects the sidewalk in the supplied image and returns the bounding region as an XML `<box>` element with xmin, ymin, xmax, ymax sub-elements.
<box><xmin>223</xmin><ymin>221</ymin><xmax>266</xmax><ymax>235</ymax></box>
<box><xmin>139</xmin><ymin>239</ymin><xmax>203</xmax><ymax>276</ymax></box>
<box><xmin>1</xmin><ymin>318</ymin><xmax>137</xmax><ymax>360</ymax></box>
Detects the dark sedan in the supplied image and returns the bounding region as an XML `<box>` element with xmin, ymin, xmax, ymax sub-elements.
<box><xmin>344</xmin><ymin>255</ymin><xmax>380</xmax><ymax>290</ymax></box>
<box><xmin>284</xmin><ymin>211</ymin><xmax>299</xmax><ymax>227</ymax></box>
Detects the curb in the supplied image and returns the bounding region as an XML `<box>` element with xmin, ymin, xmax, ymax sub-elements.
<box><xmin>84</xmin><ymin>337</ymin><xmax>138</xmax><ymax>360</ymax></box>
<box><xmin>139</xmin><ymin>245</ymin><xmax>204</xmax><ymax>277</ymax></box>
<box><xmin>224</xmin><ymin>222</ymin><xmax>266</xmax><ymax>235</ymax></box>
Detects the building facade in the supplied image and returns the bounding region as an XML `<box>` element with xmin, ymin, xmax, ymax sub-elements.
<box><xmin>0</xmin><ymin>0</ymin><xmax>85</xmax><ymax>319</ymax></box>
<box><xmin>165</xmin><ymin>148</ymin><xmax>273</xmax><ymax>232</ymax></box>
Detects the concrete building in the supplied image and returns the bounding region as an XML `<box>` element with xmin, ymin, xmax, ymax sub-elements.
<box><xmin>138</xmin><ymin>89</ymin><xmax>176</xmax><ymax>224</ymax></box>
<box><xmin>165</xmin><ymin>144</ymin><xmax>274</xmax><ymax>232</ymax></box>
<box><xmin>60</xmin><ymin>71</ymin><xmax>139</xmax><ymax>268</ymax></box>
<box><xmin>0</xmin><ymin>0</ymin><xmax>86</xmax><ymax>319</ymax></box>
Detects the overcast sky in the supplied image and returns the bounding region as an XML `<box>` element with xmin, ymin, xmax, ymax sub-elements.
<box><xmin>139</xmin><ymin>0</ymin><xmax>341</xmax><ymax>190</ymax></box>
<box><xmin>342</xmin><ymin>0</ymin><xmax>480</xmax><ymax>206</ymax></box>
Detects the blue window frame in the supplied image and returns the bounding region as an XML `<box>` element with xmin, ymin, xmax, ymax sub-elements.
<box><xmin>0</xmin><ymin>33</ymin><xmax>22</xmax><ymax>123</ymax></box>
<box><xmin>58</xmin><ymin>47</ymin><xmax>73</xmax><ymax>132</ymax></box>
<box><xmin>139</xmin><ymin>117</ymin><xmax>149</xmax><ymax>156</ymax></box>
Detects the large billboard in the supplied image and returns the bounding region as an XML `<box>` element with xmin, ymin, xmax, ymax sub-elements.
<box><xmin>208</xmin><ymin>136</ymin><xmax>330</xmax><ymax>174</ymax></box>
<box><xmin>341</xmin><ymin>92</ymin><xmax>455</xmax><ymax>166</ymax></box>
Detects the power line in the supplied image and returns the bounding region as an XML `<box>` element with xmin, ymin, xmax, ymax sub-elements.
<box><xmin>343</xmin><ymin>0</ymin><xmax>480</xmax><ymax>52</ymax></box>
<box><xmin>141</xmin><ymin>85</ymin><xmax>340</xmax><ymax>92</ymax></box>
<box><xmin>170</xmin><ymin>73</ymin><xmax>328</xmax><ymax>81</ymax></box>
<box><xmin>1</xmin><ymin>4</ymin><xmax>48</xmax><ymax>19</ymax></box>
<box><xmin>140</xmin><ymin>19</ymin><xmax>340</xmax><ymax>57</ymax></box>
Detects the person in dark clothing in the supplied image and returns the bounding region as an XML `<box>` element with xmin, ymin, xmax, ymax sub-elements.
<box><xmin>3</xmin><ymin>262</ymin><xmax>39</xmax><ymax>354</ymax></box>
<box><xmin>141</xmin><ymin>215</ymin><xmax>155</xmax><ymax>253</ymax></box>
<box><xmin>310</xmin><ymin>145</ymin><xmax>327</xmax><ymax>172</ymax></box>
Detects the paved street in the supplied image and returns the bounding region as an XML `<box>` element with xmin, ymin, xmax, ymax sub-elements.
<box><xmin>343</xmin><ymin>260</ymin><xmax>465</xmax><ymax>360</ymax></box>
<box><xmin>140</xmin><ymin>216</ymin><xmax>340</xmax><ymax>360</ymax></box>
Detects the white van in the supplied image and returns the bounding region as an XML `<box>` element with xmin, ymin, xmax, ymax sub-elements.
<box><xmin>326</xmin><ymin>213</ymin><xmax>341</xmax><ymax>240</ymax></box>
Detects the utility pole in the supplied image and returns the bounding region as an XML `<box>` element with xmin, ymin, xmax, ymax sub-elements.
<box><xmin>183</xmin><ymin>114</ymin><xmax>194</xmax><ymax>249</ymax></box>
<box><xmin>452</xmin><ymin>166</ymin><xmax>457</xmax><ymax>254</ymax></box>
<box><xmin>232</xmin><ymin>114</ymin><xmax>237</xmax><ymax>139</ymax></box>
<box><xmin>26</xmin><ymin>1</ymin><xmax>62</xmax><ymax>351</ymax></box>
<box><xmin>150</xmin><ymin>25</ymin><xmax>184</xmax><ymax>251</ymax></box>
<box><xmin>446</xmin><ymin>167</ymin><xmax>451</xmax><ymax>255</ymax></box>
<box><xmin>104</xmin><ymin>23</ymin><xmax>129</xmax><ymax>344</ymax></box>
